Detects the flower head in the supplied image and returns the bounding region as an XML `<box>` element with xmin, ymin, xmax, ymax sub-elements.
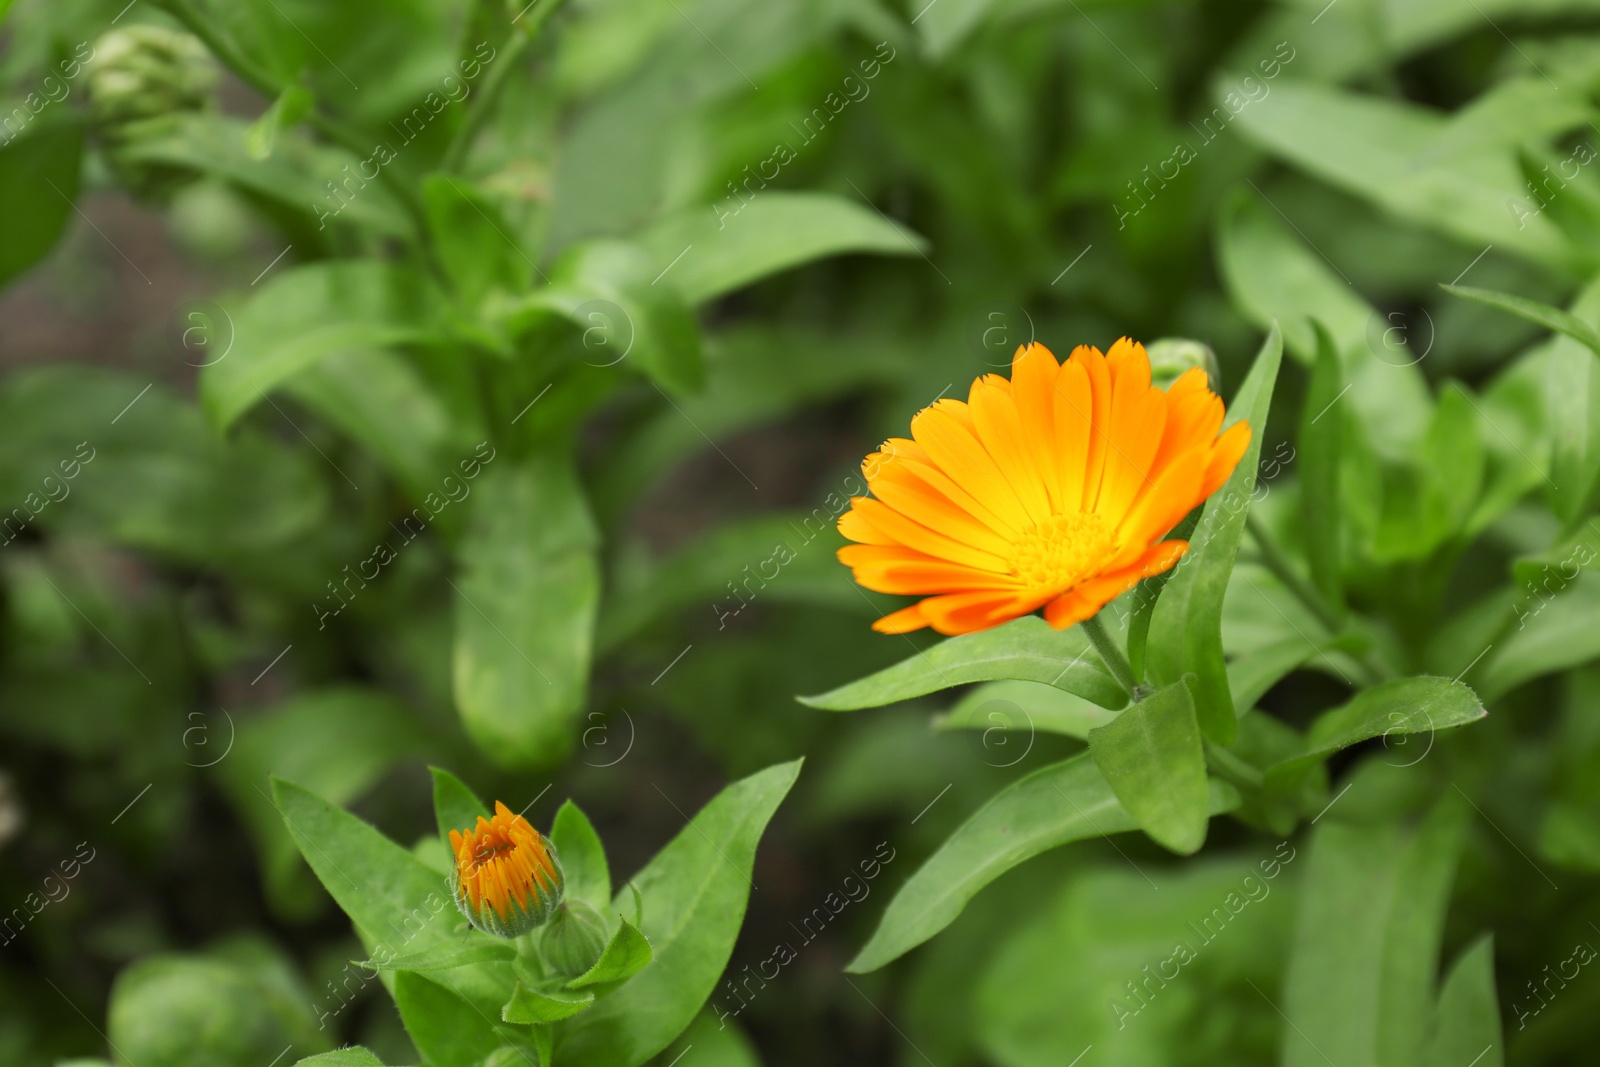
<box><xmin>448</xmin><ymin>802</ymin><xmax>563</xmax><ymax>938</ymax></box>
<box><xmin>838</xmin><ymin>339</ymin><xmax>1249</xmax><ymax>636</ymax></box>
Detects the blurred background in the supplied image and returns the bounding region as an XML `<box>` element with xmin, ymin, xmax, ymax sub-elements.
<box><xmin>2</xmin><ymin>0</ymin><xmax>1600</xmax><ymax>1064</ymax></box>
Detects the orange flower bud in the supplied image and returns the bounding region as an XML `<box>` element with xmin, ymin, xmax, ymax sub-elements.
<box><xmin>447</xmin><ymin>801</ymin><xmax>563</xmax><ymax>938</ymax></box>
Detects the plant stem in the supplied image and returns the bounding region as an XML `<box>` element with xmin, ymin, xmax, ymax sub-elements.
<box><xmin>1245</xmin><ymin>514</ymin><xmax>1342</xmax><ymax>633</ymax></box>
<box><xmin>440</xmin><ymin>34</ymin><xmax>529</xmax><ymax>173</ymax></box>
<box><xmin>1080</xmin><ymin>614</ymin><xmax>1138</xmax><ymax>698</ymax></box>
<box><xmin>441</xmin><ymin>0</ymin><xmax>570</xmax><ymax>173</ymax></box>
<box><xmin>1244</xmin><ymin>515</ymin><xmax>1389</xmax><ymax>686</ymax></box>
<box><xmin>1203</xmin><ymin>739</ymin><xmax>1264</xmax><ymax>791</ymax></box>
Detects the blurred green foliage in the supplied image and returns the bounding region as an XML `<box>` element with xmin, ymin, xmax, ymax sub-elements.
<box><xmin>0</xmin><ymin>0</ymin><xmax>1599</xmax><ymax>1064</ymax></box>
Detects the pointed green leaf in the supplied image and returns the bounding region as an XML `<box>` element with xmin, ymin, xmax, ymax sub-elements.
<box><xmin>1126</xmin><ymin>509</ymin><xmax>1201</xmax><ymax>680</ymax></box>
<box><xmin>936</xmin><ymin>679</ymin><xmax>1117</xmax><ymax>740</ymax></box>
<box><xmin>1282</xmin><ymin>794</ymin><xmax>1468</xmax><ymax>1067</ymax></box>
<box><xmin>1087</xmin><ymin>678</ymin><xmax>1209</xmax><ymax>854</ymax></box>
<box><xmin>800</xmin><ymin>616</ymin><xmax>1126</xmax><ymax>712</ymax></box>
<box><xmin>0</xmin><ymin>116</ymin><xmax>84</xmax><ymax>289</ymax></box>
<box><xmin>1145</xmin><ymin>324</ymin><xmax>1284</xmax><ymax>743</ymax></box>
<box><xmin>1444</xmin><ymin>283</ymin><xmax>1600</xmax><ymax>359</ymax></box>
<box><xmin>1228</xmin><ymin>79</ymin><xmax>1577</xmax><ymax>267</ymax></box>
<box><xmin>551</xmin><ymin>800</ymin><xmax>610</xmax><ymax>911</ymax></box>
<box><xmin>1266</xmin><ymin>676</ymin><xmax>1486</xmax><ymax>780</ymax></box>
<box><xmin>501</xmin><ymin>982</ymin><xmax>594</xmax><ymax>1023</ymax></box>
<box><xmin>1217</xmin><ymin>189</ymin><xmax>1372</xmax><ymax>363</ymax></box>
<box><xmin>1228</xmin><ymin>637</ymin><xmax>1321</xmax><ymax>713</ymax></box>
<box><xmin>566</xmin><ymin>916</ymin><xmax>652</xmax><ymax>989</ymax></box>
<box><xmin>394</xmin><ymin>971</ymin><xmax>508</xmax><ymax>1067</ymax></box>
<box><xmin>423</xmin><ymin>173</ymin><xmax>532</xmax><ymax>309</ymax></box>
<box><xmin>1301</xmin><ymin>322</ymin><xmax>1345</xmax><ymax>613</ymax></box>
<box><xmin>1479</xmin><ymin>573</ymin><xmax>1600</xmax><ymax>699</ymax></box>
<box><xmin>1427</xmin><ymin>934</ymin><xmax>1503</xmax><ymax>1067</ymax></box>
<box><xmin>359</xmin><ymin>940</ymin><xmax>514</xmax><ymax>973</ymax></box>
<box><xmin>431</xmin><ymin>767</ymin><xmax>490</xmax><ymax>843</ymax></box>
<box><xmin>1446</xmin><ymin>277</ymin><xmax>1600</xmax><ymax>521</ymax></box>
<box><xmin>245</xmin><ymin>85</ymin><xmax>314</xmax><ymax>160</ymax></box>
<box><xmin>847</xmin><ymin>753</ymin><xmax>1237</xmax><ymax>973</ymax></box>
<box><xmin>636</xmin><ymin>192</ymin><xmax>925</xmax><ymax>305</ymax></box>
<box><xmin>558</xmin><ymin>760</ymin><xmax>802</xmax><ymax>1067</ymax></box>
<box><xmin>292</xmin><ymin>1051</ymin><xmax>387</xmax><ymax>1066</ymax></box>
<box><xmin>509</xmin><ymin>240</ymin><xmax>704</xmax><ymax>393</ymax></box>
<box><xmin>453</xmin><ymin>454</ymin><xmax>599</xmax><ymax>767</ymax></box>
<box><xmin>268</xmin><ymin>778</ymin><xmax>511</xmax><ymax>1012</ymax></box>
<box><xmin>200</xmin><ymin>261</ymin><xmax>446</xmax><ymax>430</ymax></box>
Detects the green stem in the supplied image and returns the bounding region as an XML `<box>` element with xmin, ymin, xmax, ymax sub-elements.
<box><xmin>441</xmin><ymin>0</ymin><xmax>569</xmax><ymax>173</ymax></box>
<box><xmin>1080</xmin><ymin>614</ymin><xmax>1138</xmax><ymax>698</ymax></box>
<box><xmin>1203</xmin><ymin>739</ymin><xmax>1264</xmax><ymax>791</ymax></box>
<box><xmin>440</xmin><ymin>34</ymin><xmax>528</xmax><ymax>173</ymax></box>
<box><xmin>1245</xmin><ymin>514</ymin><xmax>1342</xmax><ymax>633</ymax></box>
<box><xmin>1245</xmin><ymin>516</ymin><xmax>1388</xmax><ymax>686</ymax></box>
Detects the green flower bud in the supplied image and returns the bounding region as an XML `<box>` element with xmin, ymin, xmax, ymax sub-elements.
<box><xmin>85</xmin><ymin>26</ymin><xmax>218</xmax><ymax>199</ymax></box>
<box><xmin>1145</xmin><ymin>337</ymin><xmax>1221</xmax><ymax>392</ymax></box>
<box><xmin>536</xmin><ymin>899</ymin><xmax>610</xmax><ymax>978</ymax></box>
<box><xmin>447</xmin><ymin>802</ymin><xmax>564</xmax><ymax>939</ymax></box>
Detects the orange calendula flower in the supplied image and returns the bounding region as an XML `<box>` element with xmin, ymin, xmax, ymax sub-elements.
<box><xmin>837</xmin><ymin>338</ymin><xmax>1250</xmax><ymax>636</ymax></box>
<box><xmin>448</xmin><ymin>801</ymin><xmax>564</xmax><ymax>938</ymax></box>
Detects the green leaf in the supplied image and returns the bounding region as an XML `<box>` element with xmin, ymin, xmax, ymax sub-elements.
<box><xmin>1145</xmin><ymin>324</ymin><xmax>1284</xmax><ymax>743</ymax></box>
<box><xmin>245</xmin><ymin>85</ymin><xmax>314</xmax><ymax>160</ymax></box>
<box><xmin>1216</xmin><ymin>189</ymin><xmax>1371</xmax><ymax>363</ymax></box>
<box><xmin>501</xmin><ymin>982</ymin><xmax>595</xmax><ymax>1023</ymax></box>
<box><xmin>1479</xmin><ymin>572</ymin><xmax>1600</xmax><ymax>699</ymax></box>
<box><xmin>217</xmin><ymin>688</ymin><xmax>428</xmax><ymax>918</ymax></box>
<box><xmin>1443</xmin><ymin>283</ymin><xmax>1600</xmax><ymax>359</ymax></box>
<box><xmin>1267</xmin><ymin>676</ymin><xmax>1486</xmax><ymax>779</ymax></box>
<box><xmin>292</xmin><ymin>1051</ymin><xmax>388</xmax><ymax>1066</ymax></box>
<box><xmin>800</xmin><ymin>616</ymin><xmax>1126</xmax><ymax>712</ymax></box>
<box><xmin>936</xmin><ymin>679</ymin><xmax>1117</xmax><ymax>741</ymax></box>
<box><xmin>0</xmin><ymin>368</ymin><xmax>327</xmax><ymax>567</ymax></box>
<box><xmin>423</xmin><ymin>173</ymin><xmax>532</xmax><ymax>308</ymax></box>
<box><xmin>1126</xmin><ymin>509</ymin><xmax>1201</xmax><ymax>680</ymax></box>
<box><xmin>394</xmin><ymin>971</ymin><xmax>508</xmax><ymax>1067</ymax></box>
<box><xmin>285</xmin><ymin>347</ymin><xmax>475</xmax><ymax>506</ymax></box>
<box><xmin>1281</xmin><ymin>794</ymin><xmax>1468</xmax><ymax>1067</ymax></box>
<box><xmin>119</xmin><ymin>112</ymin><xmax>412</xmax><ymax>237</ymax></box>
<box><xmin>1414</xmin><ymin>77</ymin><xmax>1589</xmax><ymax>165</ymax></box>
<box><xmin>636</xmin><ymin>192</ymin><xmax>926</xmax><ymax>305</ymax></box>
<box><xmin>361</xmin><ymin>941</ymin><xmax>515</xmax><ymax>973</ymax></box>
<box><xmin>269</xmin><ymin>778</ymin><xmax>511</xmax><ymax>1012</ymax></box>
<box><xmin>653</xmin><ymin>1011</ymin><xmax>763</xmax><ymax>1067</ymax></box>
<box><xmin>511</xmin><ymin>240</ymin><xmax>704</xmax><ymax>394</ymax></box>
<box><xmin>1300</xmin><ymin>322</ymin><xmax>1345</xmax><ymax>613</ymax></box>
<box><xmin>453</xmin><ymin>454</ymin><xmax>599</xmax><ymax>767</ymax></box>
<box><xmin>431</xmin><ymin>767</ymin><xmax>490</xmax><ymax>844</ymax></box>
<box><xmin>1447</xmin><ymin>278</ymin><xmax>1600</xmax><ymax>521</ymax></box>
<box><xmin>1228</xmin><ymin>79</ymin><xmax>1579</xmax><ymax>269</ymax></box>
<box><xmin>0</xmin><ymin>116</ymin><xmax>83</xmax><ymax>289</ymax></box>
<box><xmin>1426</xmin><ymin>935</ymin><xmax>1504</xmax><ymax>1067</ymax></box>
<box><xmin>1228</xmin><ymin>637</ymin><xmax>1322</xmax><ymax>713</ymax></box>
<box><xmin>558</xmin><ymin>760</ymin><xmax>802</xmax><ymax>1067</ymax></box>
<box><xmin>200</xmin><ymin>261</ymin><xmax>445</xmax><ymax>431</ymax></box>
<box><xmin>912</xmin><ymin>0</ymin><xmax>996</xmax><ymax>57</ymax></box>
<box><xmin>566</xmin><ymin>917</ymin><xmax>652</xmax><ymax>989</ymax></box>
<box><xmin>1087</xmin><ymin>678</ymin><xmax>1209</xmax><ymax>854</ymax></box>
<box><xmin>551</xmin><ymin>800</ymin><xmax>611</xmax><ymax>911</ymax></box>
<box><xmin>847</xmin><ymin>753</ymin><xmax>1236</xmax><ymax>972</ymax></box>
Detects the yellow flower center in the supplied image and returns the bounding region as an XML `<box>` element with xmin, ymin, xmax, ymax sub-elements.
<box><xmin>1007</xmin><ymin>512</ymin><xmax>1116</xmax><ymax>592</ymax></box>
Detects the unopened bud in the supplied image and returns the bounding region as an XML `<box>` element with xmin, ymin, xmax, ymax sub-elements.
<box><xmin>447</xmin><ymin>802</ymin><xmax>564</xmax><ymax>939</ymax></box>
